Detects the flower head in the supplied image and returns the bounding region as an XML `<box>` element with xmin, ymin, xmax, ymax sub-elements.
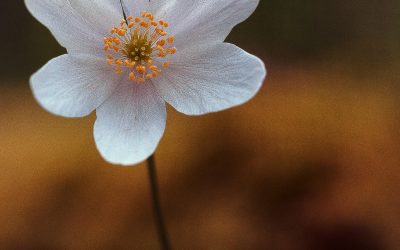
<box><xmin>104</xmin><ymin>11</ymin><xmax>176</xmax><ymax>82</ymax></box>
<box><xmin>25</xmin><ymin>0</ymin><xmax>267</xmax><ymax>165</ymax></box>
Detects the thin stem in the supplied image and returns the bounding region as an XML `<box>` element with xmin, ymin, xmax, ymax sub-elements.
<box><xmin>119</xmin><ymin>0</ymin><xmax>127</xmax><ymax>20</ymax></box>
<box><xmin>147</xmin><ymin>154</ymin><xmax>171</xmax><ymax>250</ymax></box>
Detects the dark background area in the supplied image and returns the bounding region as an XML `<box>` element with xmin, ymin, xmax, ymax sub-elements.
<box><xmin>0</xmin><ymin>1</ymin><xmax>399</xmax><ymax>249</ymax></box>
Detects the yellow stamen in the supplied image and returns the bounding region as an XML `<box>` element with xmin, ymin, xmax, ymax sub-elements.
<box><xmin>129</xmin><ymin>72</ymin><xmax>136</xmax><ymax>80</ymax></box>
<box><xmin>157</xmin><ymin>40</ymin><xmax>166</xmax><ymax>46</ymax></box>
<box><xmin>167</xmin><ymin>47</ymin><xmax>177</xmax><ymax>54</ymax></box>
<box><xmin>167</xmin><ymin>36</ymin><xmax>175</xmax><ymax>44</ymax></box>
<box><xmin>117</xmin><ymin>29</ymin><xmax>126</xmax><ymax>36</ymax></box>
<box><xmin>163</xmin><ymin>62</ymin><xmax>170</xmax><ymax>68</ymax></box>
<box><xmin>136</xmin><ymin>65</ymin><xmax>146</xmax><ymax>75</ymax></box>
<box><xmin>113</xmin><ymin>38</ymin><xmax>120</xmax><ymax>45</ymax></box>
<box><xmin>103</xmin><ymin>10</ymin><xmax>177</xmax><ymax>83</ymax></box>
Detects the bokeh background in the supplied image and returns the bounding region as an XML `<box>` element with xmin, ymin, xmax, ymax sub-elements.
<box><xmin>0</xmin><ymin>1</ymin><xmax>399</xmax><ymax>249</ymax></box>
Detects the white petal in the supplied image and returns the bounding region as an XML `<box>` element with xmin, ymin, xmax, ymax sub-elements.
<box><xmin>152</xmin><ymin>43</ymin><xmax>266</xmax><ymax>115</ymax></box>
<box><xmin>123</xmin><ymin>0</ymin><xmax>166</xmax><ymax>17</ymax></box>
<box><xmin>145</xmin><ymin>0</ymin><xmax>260</xmax><ymax>49</ymax></box>
<box><xmin>31</xmin><ymin>54</ymin><xmax>121</xmax><ymax>117</ymax></box>
<box><xmin>68</xmin><ymin>0</ymin><xmax>122</xmax><ymax>33</ymax></box>
<box><xmin>25</xmin><ymin>0</ymin><xmax>121</xmax><ymax>55</ymax></box>
<box><xmin>94</xmin><ymin>81</ymin><xmax>166</xmax><ymax>166</ymax></box>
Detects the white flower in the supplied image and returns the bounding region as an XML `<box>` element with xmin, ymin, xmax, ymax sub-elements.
<box><xmin>25</xmin><ymin>0</ymin><xmax>267</xmax><ymax>166</ymax></box>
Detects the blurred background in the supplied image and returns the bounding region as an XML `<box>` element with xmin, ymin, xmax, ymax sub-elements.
<box><xmin>0</xmin><ymin>0</ymin><xmax>399</xmax><ymax>249</ymax></box>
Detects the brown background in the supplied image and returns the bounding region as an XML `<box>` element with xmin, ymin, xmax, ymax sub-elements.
<box><xmin>0</xmin><ymin>0</ymin><xmax>399</xmax><ymax>249</ymax></box>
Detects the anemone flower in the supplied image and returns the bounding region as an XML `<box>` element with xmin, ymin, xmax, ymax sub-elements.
<box><xmin>25</xmin><ymin>0</ymin><xmax>266</xmax><ymax>166</ymax></box>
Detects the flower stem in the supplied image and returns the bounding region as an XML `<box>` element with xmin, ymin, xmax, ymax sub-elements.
<box><xmin>147</xmin><ymin>154</ymin><xmax>171</xmax><ymax>250</ymax></box>
<box><xmin>119</xmin><ymin>0</ymin><xmax>127</xmax><ymax>20</ymax></box>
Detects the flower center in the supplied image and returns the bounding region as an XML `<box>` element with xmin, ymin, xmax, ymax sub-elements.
<box><xmin>103</xmin><ymin>11</ymin><xmax>176</xmax><ymax>83</ymax></box>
